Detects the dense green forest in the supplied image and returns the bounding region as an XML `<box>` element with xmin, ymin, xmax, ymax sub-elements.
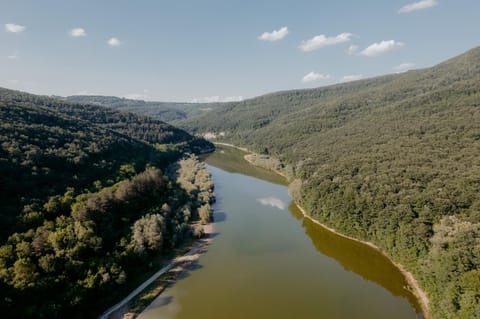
<box><xmin>0</xmin><ymin>90</ymin><xmax>214</xmax><ymax>318</ymax></box>
<box><xmin>179</xmin><ymin>47</ymin><xmax>480</xmax><ymax>318</ymax></box>
<box><xmin>0</xmin><ymin>88</ymin><xmax>214</xmax><ymax>154</ymax></box>
<box><xmin>65</xmin><ymin>95</ymin><xmax>227</xmax><ymax>123</ymax></box>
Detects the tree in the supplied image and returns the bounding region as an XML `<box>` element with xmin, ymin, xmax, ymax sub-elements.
<box><xmin>131</xmin><ymin>214</ymin><xmax>165</xmax><ymax>254</ymax></box>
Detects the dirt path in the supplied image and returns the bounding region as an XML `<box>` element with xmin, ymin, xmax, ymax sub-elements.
<box><xmin>98</xmin><ymin>223</ymin><xmax>214</xmax><ymax>319</ymax></box>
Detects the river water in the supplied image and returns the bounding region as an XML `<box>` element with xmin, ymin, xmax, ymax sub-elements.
<box><xmin>138</xmin><ymin>146</ymin><xmax>422</xmax><ymax>319</ymax></box>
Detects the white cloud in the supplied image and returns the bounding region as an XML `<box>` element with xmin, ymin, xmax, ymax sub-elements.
<box><xmin>302</xmin><ymin>72</ymin><xmax>330</xmax><ymax>83</ymax></box>
<box><xmin>394</xmin><ymin>62</ymin><xmax>416</xmax><ymax>72</ymax></box>
<box><xmin>399</xmin><ymin>0</ymin><xmax>438</xmax><ymax>13</ymax></box>
<box><xmin>257</xmin><ymin>197</ymin><xmax>286</xmax><ymax>210</ymax></box>
<box><xmin>360</xmin><ymin>40</ymin><xmax>404</xmax><ymax>57</ymax></box>
<box><xmin>341</xmin><ymin>74</ymin><xmax>363</xmax><ymax>82</ymax></box>
<box><xmin>7</xmin><ymin>79</ymin><xmax>20</xmax><ymax>84</ymax></box>
<box><xmin>69</xmin><ymin>28</ymin><xmax>86</xmax><ymax>37</ymax></box>
<box><xmin>258</xmin><ymin>26</ymin><xmax>289</xmax><ymax>42</ymax></box>
<box><xmin>346</xmin><ymin>44</ymin><xmax>359</xmax><ymax>55</ymax></box>
<box><xmin>7</xmin><ymin>54</ymin><xmax>17</xmax><ymax>60</ymax></box>
<box><xmin>191</xmin><ymin>96</ymin><xmax>243</xmax><ymax>103</ymax></box>
<box><xmin>107</xmin><ymin>37</ymin><xmax>122</xmax><ymax>47</ymax></box>
<box><xmin>5</xmin><ymin>23</ymin><xmax>26</xmax><ymax>33</ymax></box>
<box><xmin>299</xmin><ymin>32</ymin><xmax>352</xmax><ymax>52</ymax></box>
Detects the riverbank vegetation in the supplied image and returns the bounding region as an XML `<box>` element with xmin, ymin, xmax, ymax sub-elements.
<box><xmin>0</xmin><ymin>89</ymin><xmax>214</xmax><ymax>318</ymax></box>
<box><xmin>179</xmin><ymin>47</ymin><xmax>480</xmax><ymax>318</ymax></box>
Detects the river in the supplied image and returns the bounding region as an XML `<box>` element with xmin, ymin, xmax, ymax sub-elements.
<box><xmin>138</xmin><ymin>146</ymin><xmax>422</xmax><ymax>319</ymax></box>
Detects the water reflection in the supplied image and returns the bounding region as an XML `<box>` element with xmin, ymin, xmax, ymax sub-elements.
<box><xmin>200</xmin><ymin>145</ymin><xmax>286</xmax><ymax>185</ymax></box>
<box><xmin>288</xmin><ymin>202</ymin><xmax>422</xmax><ymax>313</ymax></box>
<box><xmin>204</xmin><ymin>146</ymin><xmax>422</xmax><ymax>314</ymax></box>
<box><xmin>256</xmin><ymin>196</ymin><xmax>287</xmax><ymax>210</ymax></box>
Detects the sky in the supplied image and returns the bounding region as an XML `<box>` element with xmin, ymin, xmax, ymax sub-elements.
<box><xmin>1</xmin><ymin>0</ymin><xmax>479</xmax><ymax>102</ymax></box>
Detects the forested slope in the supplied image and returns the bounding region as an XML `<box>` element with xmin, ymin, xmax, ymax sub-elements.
<box><xmin>65</xmin><ymin>95</ymin><xmax>227</xmax><ymax>123</ymax></box>
<box><xmin>0</xmin><ymin>89</ymin><xmax>214</xmax><ymax>318</ymax></box>
<box><xmin>180</xmin><ymin>47</ymin><xmax>480</xmax><ymax>318</ymax></box>
<box><xmin>0</xmin><ymin>88</ymin><xmax>213</xmax><ymax>153</ymax></box>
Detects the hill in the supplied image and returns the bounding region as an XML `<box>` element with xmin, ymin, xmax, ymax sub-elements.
<box><xmin>0</xmin><ymin>88</ymin><xmax>214</xmax><ymax>318</ymax></box>
<box><xmin>179</xmin><ymin>47</ymin><xmax>480</xmax><ymax>318</ymax></box>
<box><xmin>65</xmin><ymin>95</ymin><xmax>228</xmax><ymax>123</ymax></box>
<box><xmin>0</xmin><ymin>88</ymin><xmax>213</xmax><ymax>154</ymax></box>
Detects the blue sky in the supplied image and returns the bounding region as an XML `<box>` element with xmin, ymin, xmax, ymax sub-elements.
<box><xmin>1</xmin><ymin>0</ymin><xmax>479</xmax><ymax>102</ymax></box>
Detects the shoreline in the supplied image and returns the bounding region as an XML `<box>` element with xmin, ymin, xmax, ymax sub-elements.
<box><xmin>103</xmin><ymin>222</ymin><xmax>215</xmax><ymax>319</ymax></box>
<box><xmin>213</xmin><ymin>141</ymin><xmax>250</xmax><ymax>153</ymax></box>
<box><xmin>219</xmin><ymin>142</ymin><xmax>430</xmax><ymax>319</ymax></box>
<box><xmin>295</xmin><ymin>204</ymin><xmax>430</xmax><ymax>318</ymax></box>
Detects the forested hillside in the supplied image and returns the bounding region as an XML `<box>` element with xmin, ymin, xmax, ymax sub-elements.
<box><xmin>0</xmin><ymin>89</ymin><xmax>214</xmax><ymax>318</ymax></box>
<box><xmin>65</xmin><ymin>95</ymin><xmax>227</xmax><ymax>123</ymax></box>
<box><xmin>180</xmin><ymin>47</ymin><xmax>480</xmax><ymax>318</ymax></box>
<box><xmin>0</xmin><ymin>88</ymin><xmax>213</xmax><ymax>153</ymax></box>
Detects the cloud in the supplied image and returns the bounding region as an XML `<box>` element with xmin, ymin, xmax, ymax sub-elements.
<box><xmin>360</xmin><ymin>40</ymin><xmax>404</xmax><ymax>57</ymax></box>
<box><xmin>302</xmin><ymin>72</ymin><xmax>330</xmax><ymax>83</ymax></box>
<box><xmin>399</xmin><ymin>0</ymin><xmax>438</xmax><ymax>13</ymax></box>
<box><xmin>5</xmin><ymin>23</ymin><xmax>26</xmax><ymax>33</ymax></box>
<box><xmin>7</xmin><ymin>54</ymin><xmax>17</xmax><ymax>60</ymax></box>
<box><xmin>7</xmin><ymin>79</ymin><xmax>20</xmax><ymax>85</ymax></box>
<box><xmin>107</xmin><ymin>37</ymin><xmax>122</xmax><ymax>47</ymax></box>
<box><xmin>69</xmin><ymin>28</ymin><xmax>86</xmax><ymax>37</ymax></box>
<box><xmin>257</xmin><ymin>197</ymin><xmax>286</xmax><ymax>210</ymax></box>
<box><xmin>258</xmin><ymin>26</ymin><xmax>289</xmax><ymax>42</ymax></box>
<box><xmin>346</xmin><ymin>44</ymin><xmax>359</xmax><ymax>55</ymax></box>
<box><xmin>299</xmin><ymin>32</ymin><xmax>352</xmax><ymax>52</ymax></box>
<box><xmin>191</xmin><ymin>96</ymin><xmax>243</xmax><ymax>103</ymax></box>
<box><xmin>394</xmin><ymin>62</ymin><xmax>416</xmax><ymax>72</ymax></box>
<box><xmin>341</xmin><ymin>74</ymin><xmax>363</xmax><ymax>82</ymax></box>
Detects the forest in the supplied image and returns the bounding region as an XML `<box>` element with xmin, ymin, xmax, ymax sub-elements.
<box><xmin>178</xmin><ymin>46</ymin><xmax>480</xmax><ymax>318</ymax></box>
<box><xmin>65</xmin><ymin>95</ymin><xmax>227</xmax><ymax>123</ymax></box>
<box><xmin>0</xmin><ymin>91</ymin><xmax>214</xmax><ymax>318</ymax></box>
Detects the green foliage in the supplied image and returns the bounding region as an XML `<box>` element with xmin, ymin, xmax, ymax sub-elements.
<box><xmin>0</xmin><ymin>163</ymin><xmax>214</xmax><ymax>318</ymax></box>
<box><xmin>65</xmin><ymin>95</ymin><xmax>227</xmax><ymax>123</ymax></box>
<box><xmin>131</xmin><ymin>214</ymin><xmax>165</xmax><ymax>254</ymax></box>
<box><xmin>0</xmin><ymin>88</ymin><xmax>215</xmax><ymax>318</ymax></box>
<box><xmin>181</xmin><ymin>47</ymin><xmax>480</xmax><ymax>318</ymax></box>
<box><xmin>0</xmin><ymin>87</ymin><xmax>214</xmax><ymax>154</ymax></box>
<box><xmin>198</xmin><ymin>204</ymin><xmax>213</xmax><ymax>225</ymax></box>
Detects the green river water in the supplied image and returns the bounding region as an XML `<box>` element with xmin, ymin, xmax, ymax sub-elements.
<box><xmin>138</xmin><ymin>146</ymin><xmax>423</xmax><ymax>319</ymax></box>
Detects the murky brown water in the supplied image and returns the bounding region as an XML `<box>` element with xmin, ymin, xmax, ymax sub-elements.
<box><xmin>138</xmin><ymin>146</ymin><xmax>422</xmax><ymax>319</ymax></box>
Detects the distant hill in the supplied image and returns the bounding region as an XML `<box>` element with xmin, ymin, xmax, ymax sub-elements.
<box><xmin>65</xmin><ymin>95</ymin><xmax>228</xmax><ymax>123</ymax></box>
<box><xmin>1</xmin><ymin>88</ymin><xmax>213</xmax><ymax>153</ymax></box>
<box><xmin>0</xmin><ymin>88</ymin><xmax>214</xmax><ymax>318</ymax></box>
<box><xmin>180</xmin><ymin>46</ymin><xmax>480</xmax><ymax>318</ymax></box>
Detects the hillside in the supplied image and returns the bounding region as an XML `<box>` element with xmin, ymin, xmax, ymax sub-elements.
<box><xmin>65</xmin><ymin>95</ymin><xmax>227</xmax><ymax>123</ymax></box>
<box><xmin>0</xmin><ymin>89</ymin><xmax>214</xmax><ymax>318</ymax></box>
<box><xmin>180</xmin><ymin>46</ymin><xmax>480</xmax><ymax>318</ymax></box>
<box><xmin>0</xmin><ymin>88</ymin><xmax>213</xmax><ymax>154</ymax></box>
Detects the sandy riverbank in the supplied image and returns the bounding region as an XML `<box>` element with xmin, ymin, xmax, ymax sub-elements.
<box><xmin>105</xmin><ymin>222</ymin><xmax>215</xmax><ymax>319</ymax></box>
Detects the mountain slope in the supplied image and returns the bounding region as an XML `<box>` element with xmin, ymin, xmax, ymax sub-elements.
<box><xmin>0</xmin><ymin>88</ymin><xmax>214</xmax><ymax>153</ymax></box>
<box><xmin>65</xmin><ymin>95</ymin><xmax>228</xmax><ymax>123</ymax></box>
<box><xmin>0</xmin><ymin>89</ymin><xmax>214</xmax><ymax>318</ymax></box>
<box><xmin>180</xmin><ymin>46</ymin><xmax>480</xmax><ymax>318</ymax></box>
